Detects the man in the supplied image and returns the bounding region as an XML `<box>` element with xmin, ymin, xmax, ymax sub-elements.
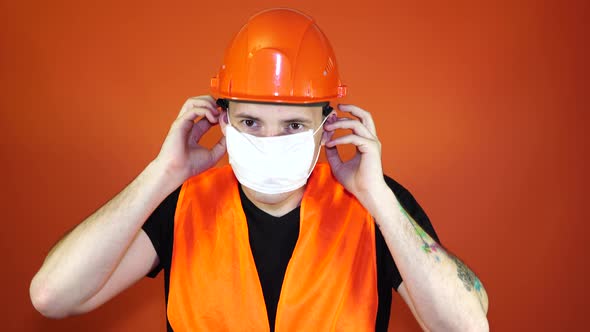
<box><xmin>30</xmin><ymin>8</ymin><xmax>489</xmax><ymax>331</ymax></box>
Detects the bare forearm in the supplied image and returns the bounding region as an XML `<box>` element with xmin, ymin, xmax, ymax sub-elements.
<box><xmin>364</xmin><ymin>185</ymin><xmax>488</xmax><ymax>331</ymax></box>
<box><xmin>30</xmin><ymin>160</ymin><xmax>177</xmax><ymax>317</ymax></box>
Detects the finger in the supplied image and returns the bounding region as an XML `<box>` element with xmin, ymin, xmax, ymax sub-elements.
<box><xmin>338</xmin><ymin>104</ymin><xmax>377</xmax><ymax>136</ymax></box>
<box><xmin>178</xmin><ymin>107</ymin><xmax>219</xmax><ymax>128</ymax></box>
<box><xmin>202</xmin><ymin>95</ymin><xmax>216</xmax><ymax>103</ymax></box>
<box><xmin>321</xmin><ymin>130</ymin><xmax>334</xmax><ymax>146</ymax></box>
<box><xmin>186</xmin><ymin>95</ymin><xmax>216</xmax><ymax>106</ymax></box>
<box><xmin>325</xmin><ymin>143</ymin><xmax>343</xmax><ymax>169</ymax></box>
<box><xmin>178</xmin><ymin>97</ymin><xmax>219</xmax><ymax>119</ymax></box>
<box><xmin>186</xmin><ymin>99</ymin><xmax>219</xmax><ymax>118</ymax></box>
<box><xmin>177</xmin><ymin>105</ymin><xmax>217</xmax><ymax>124</ymax></box>
<box><xmin>188</xmin><ymin>117</ymin><xmax>214</xmax><ymax>144</ymax></box>
<box><xmin>187</xmin><ymin>95</ymin><xmax>217</xmax><ymax>109</ymax></box>
<box><xmin>326</xmin><ymin>134</ymin><xmax>380</xmax><ymax>154</ymax></box>
<box><xmin>173</xmin><ymin>109</ymin><xmax>215</xmax><ymax>140</ymax></box>
<box><xmin>209</xmin><ymin>136</ymin><xmax>227</xmax><ymax>163</ymax></box>
<box><xmin>324</xmin><ymin>118</ymin><xmax>375</xmax><ymax>139</ymax></box>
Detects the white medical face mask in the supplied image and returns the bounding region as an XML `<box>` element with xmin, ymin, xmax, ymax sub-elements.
<box><xmin>225</xmin><ymin>111</ymin><xmax>328</xmax><ymax>195</ymax></box>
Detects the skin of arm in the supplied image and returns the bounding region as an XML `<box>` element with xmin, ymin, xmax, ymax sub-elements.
<box><xmin>323</xmin><ymin>104</ymin><xmax>488</xmax><ymax>331</ymax></box>
<box><xmin>29</xmin><ymin>161</ymin><xmax>176</xmax><ymax>318</ymax></box>
<box><xmin>29</xmin><ymin>96</ymin><xmax>225</xmax><ymax>318</ymax></box>
<box><xmin>365</xmin><ymin>185</ymin><xmax>489</xmax><ymax>331</ymax></box>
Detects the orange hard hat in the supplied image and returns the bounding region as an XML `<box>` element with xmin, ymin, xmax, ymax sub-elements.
<box><xmin>211</xmin><ymin>8</ymin><xmax>347</xmax><ymax>105</ymax></box>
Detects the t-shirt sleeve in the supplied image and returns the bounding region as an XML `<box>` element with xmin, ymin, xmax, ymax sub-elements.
<box><xmin>380</xmin><ymin>175</ymin><xmax>441</xmax><ymax>291</ymax></box>
<box><xmin>141</xmin><ymin>186</ymin><xmax>181</xmax><ymax>278</ymax></box>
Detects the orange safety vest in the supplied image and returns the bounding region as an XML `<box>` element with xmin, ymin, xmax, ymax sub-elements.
<box><xmin>167</xmin><ymin>163</ymin><xmax>378</xmax><ymax>331</ymax></box>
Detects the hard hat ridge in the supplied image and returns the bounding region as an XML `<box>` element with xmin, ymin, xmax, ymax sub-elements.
<box><xmin>211</xmin><ymin>8</ymin><xmax>347</xmax><ymax>106</ymax></box>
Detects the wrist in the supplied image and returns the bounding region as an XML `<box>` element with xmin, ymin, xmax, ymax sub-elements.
<box><xmin>146</xmin><ymin>158</ymin><xmax>186</xmax><ymax>194</ymax></box>
<box><xmin>358</xmin><ymin>181</ymin><xmax>398</xmax><ymax>219</ymax></box>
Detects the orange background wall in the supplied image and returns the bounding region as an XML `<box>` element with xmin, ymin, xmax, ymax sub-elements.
<box><xmin>1</xmin><ymin>0</ymin><xmax>587</xmax><ymax>330</ymax></box>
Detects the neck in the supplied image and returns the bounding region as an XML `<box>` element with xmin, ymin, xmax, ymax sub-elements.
<box><xmin>241</xmin><ymin>185</ymin><xmax>306</xmax><ymax>217</ymax></box>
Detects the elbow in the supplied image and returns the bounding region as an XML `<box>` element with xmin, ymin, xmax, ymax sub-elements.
<box><xmin>476</xmin><ymin>290</ymin><xmax>490</xmax><ymax>330</ymax></box>
<box><xmin>471</xmin><ymin>316</ymin><xmax>489</xmax><ymax>332</ymax></box>
<box><xmin>460</xmin><ymin>285</ymin><xmax>489</xmax><ymax>331</ymax></box>
<box><xmin>430</xmin><ymin>316</ymin><xmax>489</xmax><ymax>332</ymax></box>
<box><xmin>459</xmin><ymin>311</ymin><xmax>490</xmax><ymax>332</ymax></box>
<box><xmin>430</xmin><ymin>307</ymin><xmax>489</xmax><ymax>332</ymax></box>
<box><xmin>29</xmin><ymin>276</ymin><xmax>70</xmax><ymax>319</ymax></box>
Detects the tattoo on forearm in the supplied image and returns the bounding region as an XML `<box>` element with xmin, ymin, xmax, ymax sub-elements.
<box><xmin>398</xmin><ymin>202</ymin><xmax>443</xmax><ymax>262</ymax></box>
<box><xmin>450</xmin><ymin>256</ymin><xmax>482</xmax><ymax>292</ymax></box>
<box><xmin>397</xmin><ymin>202</ymin><xmax>484</xmax><ymax>299</ymax></box>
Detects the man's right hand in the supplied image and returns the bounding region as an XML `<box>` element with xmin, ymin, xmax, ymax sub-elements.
<box><xmin>30</xmin><ymin>95</ymin><xmax>227</xmax><ymax>319</ymax></box>
<box><xmin>155</xmin><ymin>95</ymin><xmax>226</xmax><ymax>186</ymax></box>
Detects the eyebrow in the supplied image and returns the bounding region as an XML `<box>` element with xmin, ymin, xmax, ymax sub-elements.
<box><xmin>233</xmin><ymin>113</ymin><xmax>263</xmax><ymax>122</ymax></box>
<box><xmin>232</xmin><ymin>112</ymin><xmax>313</xmax><ymax>125</ymax></box>
<box><xmin>280</xmin><ymin>118</ymin><xmax>313</xmax><ymax>125</ymax></box>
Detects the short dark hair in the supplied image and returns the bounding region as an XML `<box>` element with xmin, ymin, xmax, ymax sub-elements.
<box><xmin>216</xmin><ymin>98</ymin><xmax>333</xmax><ymax>117</ymax></box>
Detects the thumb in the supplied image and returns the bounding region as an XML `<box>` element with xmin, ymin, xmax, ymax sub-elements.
<box><xmin>185</xmin><ymin>117</ymin><xmax>213</xmax><ymax>146</ymax></box>
<box><xmin>325</xmin><ymin>144</ymin><xmax>342</xmax><ymax>170</ymax></box>
<box><xmin>209</xmin><ymin>136</ymin><xmax>227</xmax><ymax>163</ymax></box>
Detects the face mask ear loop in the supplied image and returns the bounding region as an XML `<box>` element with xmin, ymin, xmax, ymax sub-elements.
<box><xmin>313</xmin><ymin>114</ymin><xmax>330</xmax><ymax>136</ymax></box>
<box><xmin>307</xmin><ymin>115</ymin><xmax>331</xmax><ymax>177</ymax></box>
<box><xmin>306</xmin><ymin>142</ymin><xmax>323</xmax><ymax>178</ymax></box>
<box><xmin>226</xmin><ymin>108</ymin><xmax>233</xmax><ymax>127</ymax></box>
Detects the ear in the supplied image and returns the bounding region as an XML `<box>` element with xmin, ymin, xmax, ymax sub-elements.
<box><xmin>325</xmin><ymin>109</ymin><xmax>337</xmax><ymax>119</ymax></box>
<box><xmin>219</xmin><ymin>110</ymin><xmax>229</xmax><ymax>136</ymax></box>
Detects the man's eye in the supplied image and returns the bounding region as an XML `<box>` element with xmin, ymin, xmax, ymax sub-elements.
<box><xmin>289</xmin><ymin>123</ymin><xmax>303</xmax><ymax>130</ymax></box>
<box><xmin>243</xmin><ymin>119</ymin><xmax>255</xmax><ymax>127</ymax></box>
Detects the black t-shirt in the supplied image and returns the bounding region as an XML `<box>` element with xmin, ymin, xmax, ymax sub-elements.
<box><xmin>142</xmin><ymin>174</ymin><xmax>439</xmax><ymax>332</ymax></box>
